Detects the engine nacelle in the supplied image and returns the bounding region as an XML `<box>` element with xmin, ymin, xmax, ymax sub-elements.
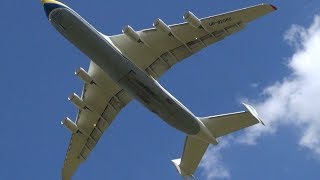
<box><xmin>183</xmin><ymin>11</ymin><xmax>202</xmax><ymax>28</ymax></box>
<box><xmin>153</xmin><ymin>18</ymin><xmax>172</xmax><ymax>35</ymax></box>
<box><xmin>122</xmin><ymin>25</ymin><xmax>142</xmax><ymax>43</ymax></box>
<box><xmin>75</xmin><ymin>67</ymin><xmax>94</xmax><ymax>84</ymax></box>
<box><xmin>68</xmin><ymin>93</ymin><xmax>86</xmax><ymax>110</ymax></box>
<box><xmin>61</xmin><ymin>117</ymin><xmax>78</xmax><ymax>133</ymax></box>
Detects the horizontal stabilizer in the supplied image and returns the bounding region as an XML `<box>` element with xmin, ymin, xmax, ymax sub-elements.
<box><xmin>199</xmin><ymin>103</ymin><xmax>263</xmax><ymax>138</ymax></box>
<box><xmin>172</xmin><ymin>136</ymin><xmax>208</xmax><ymax>179</ymax></box>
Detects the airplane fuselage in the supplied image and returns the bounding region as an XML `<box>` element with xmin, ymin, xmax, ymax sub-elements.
<box><xmin>48</xmin><ymin>6</ymin><xmax>217</xmax><ymax>143</ymax></box>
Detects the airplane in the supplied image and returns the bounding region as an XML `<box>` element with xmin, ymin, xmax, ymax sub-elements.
<box><xmin>41</xmin><ymin>0</ymin><xmax>276</xmax><ymax>179</ymax></box>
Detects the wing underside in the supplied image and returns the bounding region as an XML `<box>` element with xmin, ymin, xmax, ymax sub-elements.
<box><xmin>62</xmin><ymin>62</ymin><xmax>132</xmax><ymax>179</ymax></box>
<box><xmin>109</xmin><ymin>4</ymin><xmax>276</xmax><ymax>79</ymax></box>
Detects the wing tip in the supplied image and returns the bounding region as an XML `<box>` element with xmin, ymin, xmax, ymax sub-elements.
<box><xmin>242</xmin><ymin>103</ymin><xmax>265</xmax><ymax>126</ymax></box>
<box><xmin>171</xmin><ymin>159</ymin><xmax>197</xmax><ymax>179</ymax></box>
<box><xmin>269</xmin><ymin>4</ymin><xmax>278</xmax><ymax>11</ymax></box>
<box><xmin>171</xmin><ymin>158</ymin><xmax>182</xmax><ymax>175</ymax></box>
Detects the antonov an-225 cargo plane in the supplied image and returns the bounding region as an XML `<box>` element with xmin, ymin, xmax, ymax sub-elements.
<box><xmin>41</xmin><ymin>0</ymin><xmax>276</xmax><ymax>179</ymax></box>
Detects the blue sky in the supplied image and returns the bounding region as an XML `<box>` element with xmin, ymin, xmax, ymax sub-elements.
<box><xmin>1</xmin><ymin>0</ymin><xmax>320</xmax><ymax>179</ymax></box>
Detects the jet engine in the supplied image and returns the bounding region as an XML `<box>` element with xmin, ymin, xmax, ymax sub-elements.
<box><xmin>68</xmin><ymin>93</ymin><xmax>86</xmax><ymax>110</ymax></box>
<box><xmin>122</xmin><ymin>25</ymin><xmax>142</xmax><ymax>43</ymax></box>
<box><xmin>75</xmin><ymin>67</ymin><xmax>94</xmax><ymax>84</ymax></box>
<box><xmin>153</xmin><ymin>18</ymin><xmax>172</xmax><ymax>35</ymax></box>
<box><xmin>61</xmin><ymin>117</ymin><xmax>78</xmax><ymax>133</ymax></box>
<box><xmin>183</xmin><ymin>11</ymin><xmax>202</xmax><ymax>28</ymax></box>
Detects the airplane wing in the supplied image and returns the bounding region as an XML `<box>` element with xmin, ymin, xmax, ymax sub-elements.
<box><xmin>61</xmin><ymin>61</ymin><xmax>132</xmax><ymax>179</ymax></box>
<box><xmin>109</xmin><ymin>4</ymin><xmax>276</xmax><ymax>79</ymax></box>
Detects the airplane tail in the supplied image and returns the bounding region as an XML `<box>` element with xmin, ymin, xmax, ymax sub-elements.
<box><xmin>171</xmin><ymin>103</ymin><xmax>263</xmax><ymax>179</ymax></box>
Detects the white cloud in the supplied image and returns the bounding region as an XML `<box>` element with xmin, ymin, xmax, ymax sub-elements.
<box><xmin>200</xmin><ymin>139</ymin><xmax>231</xmax><ymax>180</ymax></box>
<box><xmin>241</xmin><ymin>15</ymin><xmax>320</xmax><ymax>156</ymax></box>
<box><xmin>201</xmin><ymin>15</ymin><xmax>320</xmax><ymax>178</ymax></box>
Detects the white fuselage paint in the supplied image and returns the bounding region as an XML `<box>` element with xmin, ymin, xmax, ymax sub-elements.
<box><xmin>49</xmin><ymin>7</ymin><xmax>217</xmax><ymax>144</ymax></box>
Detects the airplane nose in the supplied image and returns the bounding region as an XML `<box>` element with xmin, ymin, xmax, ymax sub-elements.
<box><xmin>42</xmin><ymin>0</ymin><xmax>67</xmax><ymax>19</ymax></box>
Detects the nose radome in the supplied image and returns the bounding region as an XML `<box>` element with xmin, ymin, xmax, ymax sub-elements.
<box><xmin>42</xmin><ymin>0</ymin><xmax>59</xmax><ymax>5</ymax></box>
<box><xmin>42</xmin><ymin>0</ymin><xmax>68</xmax><ymax>19</ymax></box>
<box><xmin>41</xmin><ymin>0</ymin><xmax>63</xmax><ymax>4</ymax></box>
